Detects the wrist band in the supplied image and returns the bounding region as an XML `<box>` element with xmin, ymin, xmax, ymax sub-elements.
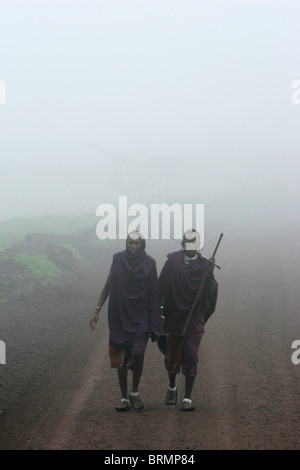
<box><xmin>95</xmin><ymin>306</ymin><xmax>101</xmax><ymax>310</ymax></box>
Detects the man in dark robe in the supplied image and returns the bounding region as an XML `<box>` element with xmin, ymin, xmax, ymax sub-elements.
<box><xmin>90</xmin><ymin>231</ymin><xmax>161</xmax><ymax>411</ymax></box>
<box><xmin>158</xmin><ymin>229</ymin><xmax>218</xmax><ymax>411</ymax></box>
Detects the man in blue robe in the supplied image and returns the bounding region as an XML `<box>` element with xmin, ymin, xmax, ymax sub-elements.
<box><xmin>90</xmin><ymin>231</ymin><xmax>161</xmax><ymax>411</ymax></box>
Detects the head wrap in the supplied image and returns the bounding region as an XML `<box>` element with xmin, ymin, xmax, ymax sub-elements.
<box><xmin>182</xmin><ymin>229</ymin><xmax>201</xmax><ymax>251</ymax></box>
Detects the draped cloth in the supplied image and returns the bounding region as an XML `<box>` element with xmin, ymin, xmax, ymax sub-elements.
<box><xmin>107</xmin><ymin>238</ymin><xmax>161</xmax><ymax>352</ymax></box>
<box><xmin>158</xmin><ymin>250</ymin><xmax>218</xmax><ymax>375</ymax></box>
<box><xmin>159</xmin><ymin>251</ymin><xmax>218</xmax><ymax>338</ymax></box>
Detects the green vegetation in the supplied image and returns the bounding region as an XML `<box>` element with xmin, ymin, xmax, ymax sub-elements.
<box><xmin>13</xmin><ymin>253</ymin><xmax>62</xmax><ymax>282</ymax></box>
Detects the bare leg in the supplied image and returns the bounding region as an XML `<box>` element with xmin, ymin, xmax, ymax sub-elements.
<box><xmin>132</xmin><ymin>371</ymin><xmax>141</xmax><ymax>393</ymax></box>
<box><xmin>117</xmin><ymin>367</ymin><xmax>128</xmax><ymax>399</ymax></box>
<box><xmin>165</xmin><ymin>372</ymin><xmax>177</xmax><ymax>405</ymax></box>
<box><xmin>168</xmin><ymin>372</ymin><xmax>176</xmax><ymax>388</ymax></box>
<box><xmin>115</xmin><ymin>367</ymin><xmax>132</xmax><ymax>411</ymax></box>
<box><xmin>184</xmin><ymin>375</ymin><xmax>195</xmax><ymax>399</ymax></box>
<box><xmin>130</xmin><ymin>371</ymin><xmax>144</xmax><ymax>410</ymax></box>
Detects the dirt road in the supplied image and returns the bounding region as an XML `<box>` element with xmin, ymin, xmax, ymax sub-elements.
<box><xmin>0</xmin><ymin>223</ymin><xmax>299</xmax><ymax>451</ymax></box>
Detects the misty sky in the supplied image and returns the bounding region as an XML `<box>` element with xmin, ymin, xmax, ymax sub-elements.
<box><xmin>0</xmin><ymin>0</ymin><xmax>300</xmax><ymax>223</ymax></box>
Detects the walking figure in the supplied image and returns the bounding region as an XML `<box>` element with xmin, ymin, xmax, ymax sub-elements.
<box><xmin>158</xmin><ymin>229</ymin><xmax>219</xmax><ymax>411</ymax></box>
<box><xmin>90</xmin><ymin>231</ymin><xmax>160</xmax><ymax>411</ymax></box>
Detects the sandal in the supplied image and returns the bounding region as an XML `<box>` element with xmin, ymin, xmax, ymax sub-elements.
<box><xmin>182</xmin><ymin>398</ymin><xmax>195</xmax><ymax>411</ymax></box>
<box><xmin>165</xmin><ymin>386</ymin><xmax>177</xmax><ymax>405</ymax></box>
<box><xmin>115</xmin><ymin>398</ymin><xmax>131</xmax><ymax>412</ymax></box>
<box><xmin>129</xmin><ymin>393</ymin><xmax>144</xmax><ymax>410</ymax></box>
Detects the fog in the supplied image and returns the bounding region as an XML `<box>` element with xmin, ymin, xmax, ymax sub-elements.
<box><xmin>1</xmin><ymin>0</ymin><xmax>300</xmax><ymax>237</ymax></box>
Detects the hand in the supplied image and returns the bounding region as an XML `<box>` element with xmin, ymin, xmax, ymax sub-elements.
<box><xmin>90</xmin><ymin>310</ymin><xmax>100</xmax><ymax>330</ymax></box>
<box><xmin>149</xmin><ymin>332</ymin><xmax>159</xmax><ymax>342</ymax></box>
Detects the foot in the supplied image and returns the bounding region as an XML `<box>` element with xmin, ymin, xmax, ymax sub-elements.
<box><xmin>115</xmin><ymin>398</ymin><xmax>131</xmax><ymax>412</ymax></box>
<box><xmin>129</xmin><ymin>393</ymin><xmax>144</xmax><ymax>410</ymax></box>
<box><xmin>165</xmin><ymin>386</ymin><xmax>177</xmax><ymax>405</ymax></box>
<box><xmin>181</xmin><ymin>398</ymin><xmax>195</xmax><ymax>411</ymax></box>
